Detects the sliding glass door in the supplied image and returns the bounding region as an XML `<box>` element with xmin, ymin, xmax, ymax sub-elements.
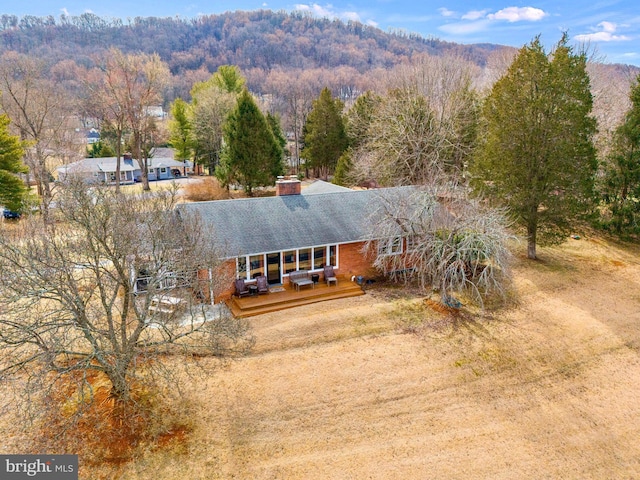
<box><xmin>266</xmin><ymin>252</ymin><xmax>281</xmax><ymax>284</ymax></box>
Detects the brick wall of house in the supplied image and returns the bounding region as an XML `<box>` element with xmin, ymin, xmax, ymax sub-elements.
<box><xmin>208</xmin><ymin>260</ymin><xmax>237</xmax><ymax>303</ymax></box>
<box><xmin>336</xmin><ymin>241</ymin><xmax>378</xmax><ymax>279</ymax></box>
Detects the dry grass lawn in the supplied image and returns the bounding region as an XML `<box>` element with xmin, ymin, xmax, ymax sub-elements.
<box><xmin>2</xmin><ymin>233</ymin><xmax>640</xmax><ymax>479</ymax></box>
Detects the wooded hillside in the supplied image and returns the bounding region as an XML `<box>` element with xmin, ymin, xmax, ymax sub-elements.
<box><xmin>0</xmin><ymin>10</ymin><xmax>507</xmax><ymax>100</ymax></box>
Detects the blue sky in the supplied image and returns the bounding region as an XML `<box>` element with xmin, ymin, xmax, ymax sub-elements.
<box><xmin>3</xmin><ymin>1</ymin><xmax>640</xmax><ymax>66</ymax></box>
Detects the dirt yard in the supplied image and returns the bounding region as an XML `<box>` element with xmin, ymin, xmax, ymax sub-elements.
<box><xmin>3</xmin><ymin>234</ymin><xmax>640</xmax><ymax>479</ymax></box>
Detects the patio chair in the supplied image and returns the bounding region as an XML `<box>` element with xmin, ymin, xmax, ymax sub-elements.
<box><xmin>256</xmin><ymin>275</ymin><xmax>269</xmax><ymax>294</ymax></box>
<box><xmin>234</xmin><ymin>278</ymin><xmax>250</xmax><ymax>297</ymax></box>
<box><xmin>323</xmin><ymin>265</ymin><xmax>338</xmax><ymax>286</ymax></box>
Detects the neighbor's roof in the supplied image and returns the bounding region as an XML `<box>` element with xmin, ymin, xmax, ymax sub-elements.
<box><xmin>180</xmin><ymin>186</ymin><xmax>417</xmax><ymax>257</ymax></box>
<box><xmin>57</xmin><ymin>157</ymin><xmax>137</xmax><ymax>174</ymax></box>
<box><xmin>57</xmin><ymin>156</ymin><xmax>189</xmax><ymax>175</ymax></box>
<box><xmin>147</xmin><ymin>158</ymin><xmax>191</xmax><ymax>169</ymax></box>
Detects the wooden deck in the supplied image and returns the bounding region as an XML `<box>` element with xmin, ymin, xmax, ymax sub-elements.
<box><xmin>226</xmin><ymin>275</ymin><xmax>364</xmax><ymax>317</ymax></box>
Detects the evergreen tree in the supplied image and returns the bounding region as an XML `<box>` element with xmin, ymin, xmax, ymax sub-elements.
<box><xmin>302</xmin><ymin>87</ymin><xmax>348</xmax><ymax>180</ymax></box>
<box><xmin>218</xmin><ymin>89</ymin><xmax>284</xmax><ymax>195</ymax></box>
<box><xmin>211</xmin><ymin>65</ymin><xmax>246</xmax><ymax>94</ymax></box>
<box><xmin>444</xmin><ymin>83</ymin><xmax>480</xmax><ymax>177</ymax></box>
<box><xmin>334</xmin><ymin>91</ymin><xmax>380</xmax><ymax>186</ymax></box>
<box><xmin>266</xmin><ymin>112</ymin><xmax>288</xmax><ymax>175</ymax></box>
<box><xmin>344</xmin><ymin>91</ymin><xmax>380</xmax><ymax>151</ymax></box>
<box><xmin>333</xmin><ymin>148</ymin><xmax>353</xmax><ymax>186</ymax></box>
<box><xmin>86</xmin><ymin>140</ymin><xmax>115</xmax><ymax>158</ymax></box>
<box><xmin>169</xmin><ymin>97</ymin><xmax>194</xmax><ymax>174</ymax></box>
<box><xmin>470</xmin><ymin>35</ymin><xmax>597</xmax><ymax>259</ymax></box>
<box><xmin>599</xmin><ymin>74</ymin><xmax>640</xmax><ymax>235</ymax></box>
<box><xmin>0</xmin><ymin>114</ymin><xmax>28</xmax><ymax>212</ymax></box>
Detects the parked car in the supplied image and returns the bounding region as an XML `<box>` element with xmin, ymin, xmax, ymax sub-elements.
<box><xmin>2</xmin><ymin>209</ymin><xmax>21</xmax><ymax>219</ymax></box>
<box><xmin>171</xmin><ymin>169</ymin><xmax>182</xmax><ymax>177</ymax></box>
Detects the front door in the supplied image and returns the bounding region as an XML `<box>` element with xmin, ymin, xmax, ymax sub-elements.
<box><xmin>266</xmin><ymin>252</ymin><xmax>281</xmax><ymax>285</ymax></box>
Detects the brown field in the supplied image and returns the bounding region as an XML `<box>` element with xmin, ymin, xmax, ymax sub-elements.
<box><xmin>2</xmin><ymin>233</ymin><xmax>640</xmax><ymax>479</ymax></box>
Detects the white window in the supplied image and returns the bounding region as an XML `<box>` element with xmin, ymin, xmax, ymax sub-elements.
<box><xmin>237</xmin><ymin>257</ymin><xmax>248</xmax><ymax>279</ymax></box>
<box><xmin>406</xmin><ymin>236</ymin><xmax>420</xmax><ymax>252</ymax></box>
<box><xmin>378</xmin><ymin>236</ymin><xmax>403</xmax><ymax>256</ymax></box>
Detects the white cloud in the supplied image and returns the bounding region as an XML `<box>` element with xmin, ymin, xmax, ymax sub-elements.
<box><xmin>61</xmin><ymin>8</ymin><xmax>70</xmax><ymax>16</ymax></box>
<box><xmin>599</xmin><ymin>21</ymin><xmax>617</xmax><ymax>33</ymax></box>
<box><xmin>438</xmin><ymin>5</ymin><xmax>547</xmax><ymax>38</ymax></box>
<box><xmin>438</xmin><ymin>8</ymin><xmax>456</xmax><ymax>18</ymax></box>
<box><xmin>294</xmin><ymin>3</ymin><xmax>362</xmax><ymax>23</ymax></box>
<box><xmin>462</xmin><ymin>10</ymin><xmax>488</xmax><ymax>21</ymax></box>
<box><xmin>342</xmin><ymin>11</ymin><xmax>361</xmax><ymax>22</ymax></box>
<box><xmin>294</xmin><ymin>4</ymin><xmax>333</xmax><ymax>17</ymax></box>
<box><xmin>574</xmin><ymin>21</ymin><xmax>631</xmax><ymax>42</ymax></box>
<box><xmin>488</xmin><ymin>6</ymin><xmax>547</xmax><ymax>22</ymax></box>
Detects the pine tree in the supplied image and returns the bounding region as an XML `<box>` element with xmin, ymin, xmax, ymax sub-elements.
<box><xmin>599</xmin><ymin>74</ymin><xmax>640</xmax><ymax>235</ymax></box>
<box><xmin>334</xmin><ymin>91</ymin><xmax>380</xmax><ymax>186</ymax></box>
<box><xmin>169</xmin><ymin>97</ymin><xmax>194</xmax><ymax>175</ymax></box>
<box><xmin>470</xmin><ymin>35</ymin><xmax>597</xmax><ymax>259</ymax></box>
<box><xmin>0</xmin><ymin>114</ymin><xmax>28</xmax><ymax>212</ymax></box>
<box><xmin>218</xmin><ymin>89</ymin><xmax>284</xmax><ymax>196</ymax></box>
<box><xmin>302</xmin><ymin>87</ymin><xmax>348</xmax><ymax>180</ymax></box>
<box><xmin>210</xmin><ymin>65</ymin><xmax>245</xmax><ymax>94</ymax></box>
<box><xmin>344</xmin><ymin>91</ymin><xmax>380</xmax><ymax>151</ymax></box>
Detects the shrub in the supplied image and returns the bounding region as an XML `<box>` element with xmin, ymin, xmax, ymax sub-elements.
<box><xmin>183</xmin><ymin>177</ymin><xmax>230</xmax><ymax>202</ymax></box>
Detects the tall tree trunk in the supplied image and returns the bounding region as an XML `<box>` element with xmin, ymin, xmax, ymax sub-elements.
<box><xmin>33</xmin><ymin>147</ymin><xmax>53</xmax><ymax>224</ymax></box>
<box><xmin>114</xmin><ymin>129</ymin><xmax>123</xmax><ymax>193</ymax></box>
<box><xmin>115</xmin><ymin>156</ymin><xmax>121</xmax><ymax>193</ymax></box>
<box><xmin>133</xmin><ymin>131</ymin><xmax>151</xmax><ymax>191</ymax></box>
<box><xmin>142</xmin><ymin>157</ymin><xmax>150</xmax><ymax>191</ymax></box>
<box><xmin>107</xmin><ymin>368</ymin><xmax>130</xmax><ymax>401</ymax></box>
<box><xmin>527</xmin><ymin>221</ymin><xmax>537</xmax><ymax>260</ymax></box>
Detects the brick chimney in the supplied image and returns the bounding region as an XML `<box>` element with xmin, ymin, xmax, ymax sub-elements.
<box><xmin>276</xmin><ymin>175</ymin><xmax>301</xmax><ymax>196</ymax></box>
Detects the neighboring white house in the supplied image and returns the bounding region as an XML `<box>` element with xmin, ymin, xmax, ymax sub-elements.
<box><xmin>86</xmin><ymin>128</ymin><xmax>100</xmax><ymax>144</ymax></box>
<box><xmin>57</xmin><ymin>151</ymin><xmax>195</xmax><ymax>185</ymax></box>
<box><xmin>57</xmin><ymin>157</ymin><xmax>139</xmax><ymax>184</ymax></box>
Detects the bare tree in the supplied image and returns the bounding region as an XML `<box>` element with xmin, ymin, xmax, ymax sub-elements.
<box><xmin>350</xmin><ymin>53</ymin><xmax>480</xmax><ymax>187</ymax></box>
<box><xmin>365</xmin><ymin>185</ymin><xmax>514</xmax><ymax>307</ymax></box>
<box><xmin>80</xmin><ymin>53</ymin><xmax>131</xmax><ymax>193</ymax></box>
<box><xmin>190</xmin><ymin>77</ymin><xmax>237</xmax><ymax>174</ymax></box>
<box><xmin>0</xmin><ymin>180</ymin><xmax>252</xmax><ymax>414</ymax></box>
<box><xmin>587</xmin><ymin>62</ymin><xmax>635</xmax><ymax>157</ymax></box>
<box><xmin>0</xmin><ymin>52</ymin><xmax>74</xmax><ymax>220</ymax></box>
<box><xmin>91</xmin><ymin>48</ymin><xmax>170</xmax><ymax>191</ymax></box>
<box><xmin>263</xmin><ymin>68</ymin><xmax>321</xmax><ymax>174</ymax></box>
<box><xmin>477</xmin><ymin>47</ymin><xmax>518</xmax><ymax>92</ymax></box>
<box><xmin>384</xmin><ymin>53</ymin><xmax>481</xmax><ymax>123</ymax></box>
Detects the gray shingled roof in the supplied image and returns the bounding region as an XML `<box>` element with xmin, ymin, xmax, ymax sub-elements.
<box><xmin>180</xmin><ymin>186</ymin><xmax>416</xmax><ymax>257</ymax></box>
<box><xmin>301</xmin><ymin>179</ymin><xmax>353</xmax><ymax>195</ymax></box>
<box><xmin>57</xmin><ymin>156</ymin><xmax>189</xmax><ymax>175</ymax></box>
<box><xmin>57</xmin><ymin>157</ymin><xmax>138</xmax><ymax>174</ymax></box>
